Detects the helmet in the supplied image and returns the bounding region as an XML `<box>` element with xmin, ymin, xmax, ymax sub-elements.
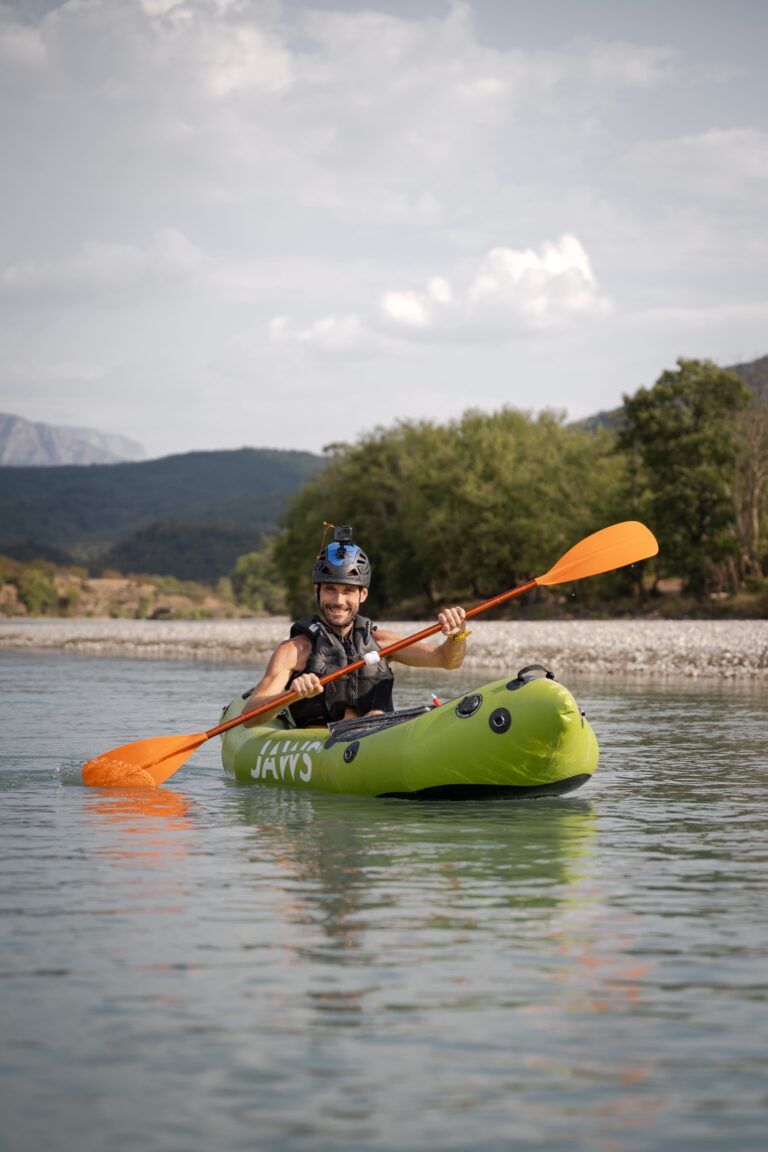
<box><xmin>312</xmin><ymin>540</ymin><xmax>372</xmax><ymax>588</ymax></box>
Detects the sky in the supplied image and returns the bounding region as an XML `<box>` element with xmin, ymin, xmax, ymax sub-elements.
<box><xmin>1</xmin><ymin>0</ymin><xmax>767</xmax><ymax>459</ymax></box>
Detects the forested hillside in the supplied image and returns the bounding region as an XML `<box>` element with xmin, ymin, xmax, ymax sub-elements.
<box><xmin>0</xmin><ymin>447</ymin><xmax>324</xmax><ymax>578</ymax></box>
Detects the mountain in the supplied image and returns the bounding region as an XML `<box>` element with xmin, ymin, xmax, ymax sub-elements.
<box><xmin>0</xmin><ymin>447</ymin><xmax>325</xmax><ymax>579</ymax></box>
<box><xmin>729</xmin><ymin>353</ymin><xmax>768</xmax><ymax>393</ymax></box>
<box><xmin>575</xmin><ymin>354</ymin><xmax>768</xmax><ymax>433</ymax></box>
<box><xmin>0</xmin><ymin>413</ymin><xmax>145</xmax><ymax>466</ymax></box>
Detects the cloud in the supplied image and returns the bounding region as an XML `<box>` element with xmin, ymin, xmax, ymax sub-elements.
<box><xmin>617</xmin><ymin>127</ymin><xmax>768</xmax><ymax>203</ymax></box>
<box><xmin>379</xmin><ymin>235</ymin><xmax>612</xmax><ymax>339</ymax></box>
<box><xmin>268</xmin><ymin>312</ymin><xmax>374</xmax><ymax>355</ymax></box>
<box><xmin>558</xmin><ymin>36</ymin><xmax>677</xmax><ymax>90</ymax></box>
<box><xmin>621</xmin><ymin>298</ymin><xmax>768</xmax><ymax>335</ymax></box>
<box><xmin>268</xmin><ymin>235</ymin><xmax>611</xmax><ymax>353</ymax></box>
<box><xmin>1</xmin><ymin>360</ymin><xmax>106</xmax><ymax>384</ymax></box>
<box><xmin>139</xmin><ymin>0</ymin><xmax>187</xmax><ymax>15</ymax></box>
<box><xmin>0</xmin><ymin>229</ymin><xmax>202</xmax><ymax>307</ymax></box>
<box><xmin>197</xmin><ymin>19</ymin><xmax>295</xmax><ymax>97</ymax></box>
<box><xmin>0</xmin><ymin>17</ymin><xmax>46</xmax><ymax>66</ymax></box>
<box><xmin>0</xmin><ymin>1</ymin><xmax>681</xmax><ymax>227</ymax></box>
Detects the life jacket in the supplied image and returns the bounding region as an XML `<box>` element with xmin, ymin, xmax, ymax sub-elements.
<box><xmin>287</xmin><ymin>614</ymin><xmax>394</xmax><ymax>727</ymax></box>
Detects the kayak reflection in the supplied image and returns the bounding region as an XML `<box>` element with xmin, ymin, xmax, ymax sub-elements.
<box><xmin>227</xmin><ymin>790</ymin><xmax>598</xmax><ymax>951</ymax></box>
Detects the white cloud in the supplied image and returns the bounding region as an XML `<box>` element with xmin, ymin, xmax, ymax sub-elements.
<box><xmin>269</xmin><ymin>312</ymin><xmax>371</xmax><ymax>353</ymax></box>
<box><xmin>567</xmin><ymin>37</ymin><xmax>677</xmax><ymax>89</ymax></box>
<box><xmin>201</xmin><ymin>21</ymin><xmax>295</xmax><ymax>96</ymax></box>
<box><xmin>2</xmin><ymin>360</ymin><xmax>106</xmax><ymax>384</ymax></box>
<box><xmin>621</xmin><ymin>298</ymin><xmax>768</xmax><ymax>335</ymax></box>
<box><xmin>140</xmin><ymin>0</ymin><xmax>187</xmax><ymax>16</ymax></box>
<box><xmin>0</xmin><ymin>229</ymin><xmax>202</xmax><ymax>306</ymax></box>
<box><xmin>618</xmin><ymin>127</ymin><xmax>768</xmax><ymax>202</ymax></box>
<box><xmin>379</xmin><ymin>235</ymin><xmax>611</xmax><ymax>339</ymax></box>
<box><xmin>271</xmin><ymin>235</ymin><xmax>611</xmax><ymax>353</ymax></box>
<box><xmin>0</xmin><ymin>1</ymin><xmax>685</xmax><ymax>242</ymax></box>
<box><xmin>380</xmin><ymin>291</ymin><xmax>431</xmax><ymax>330</ymax></box>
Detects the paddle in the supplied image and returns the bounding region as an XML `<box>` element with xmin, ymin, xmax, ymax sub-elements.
<box><xmin>82</xmin><ymin>520</ymin><xmax>658</xmax><ymax>788</ymax></box>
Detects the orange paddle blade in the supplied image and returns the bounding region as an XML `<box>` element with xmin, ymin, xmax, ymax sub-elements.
<box><xmin>82</xmin><ymin>731</ymin><xmax>208</xmax><ymax>789</ymax></box>
<box><xmin>536</xmin><ymin>520</ymin><xmax>658</xmax><ymax>586</ymax></box>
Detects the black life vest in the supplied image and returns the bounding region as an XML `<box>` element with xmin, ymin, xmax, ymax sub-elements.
<box><xmin>287</xmin><ymin>614</ymin><xmax>394</xmax><ymax>727</ymax></box>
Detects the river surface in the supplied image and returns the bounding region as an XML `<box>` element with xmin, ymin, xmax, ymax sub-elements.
<box><xmin>1</xmin><ymin>649</ymin><xmax>766</xmax><ymax>1151</ymax></box>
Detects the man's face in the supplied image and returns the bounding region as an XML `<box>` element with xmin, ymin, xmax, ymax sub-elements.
<box><xmin>317</xmin><ymin>582</ymin><xmax>367</xmax><ymax>631</ymax></box>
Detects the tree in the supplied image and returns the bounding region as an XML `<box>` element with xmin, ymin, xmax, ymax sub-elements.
<box><xmin>619</xmin><ymin>359</ymin><xmax>751</xmax><ymax>598</ymax></box>
<box><xmin>733</xmin><ymin>381</ymin><xmax>768</xmax><ymax>583</ymax></box>
<box><xmin>274</xmin><ymin>408</ymin><xmax>626</xmax><ymax>616</ymax></box>
<box><xmin>231</xmin><ymin>538</ymin><xmax>287</xmax><ymax>615</ymax></box>
<box><xmin>15</xmin><ymin>563</ymin><xmax>57</xmax><ymax>615</ymax></box>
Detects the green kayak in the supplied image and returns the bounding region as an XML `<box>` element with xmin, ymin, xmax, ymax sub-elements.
<box><xmin>219</xmin><ymin>666</ymin><xmax>598</xmax><ymax>800</ymax></box>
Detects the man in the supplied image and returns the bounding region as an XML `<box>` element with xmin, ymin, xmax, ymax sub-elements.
<box><xmin>241</xmin><ymin>528</ymin><xmax>468</xmax><ymax>728</ymax></box>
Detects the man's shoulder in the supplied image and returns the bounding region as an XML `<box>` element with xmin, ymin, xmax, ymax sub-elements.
<box><xmin>267</xmin><ymin>632</ymin><xmax>311</xmax><ymax>676</ymax></box>
<box><xmin>281</xmin><ymin>630</ymin><xmax>313</xmax><ymax>649</ymax></box>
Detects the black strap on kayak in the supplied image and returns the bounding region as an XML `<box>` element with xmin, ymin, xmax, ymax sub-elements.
<box><xmin>507</xmin><ymin>665</ymin><xmax>556</xmax><ymax>691</ymax></box>
<box><xmin>324</xmin><ymin>705</ymin><xmax>431</xmax><ymax>747</ymax></box>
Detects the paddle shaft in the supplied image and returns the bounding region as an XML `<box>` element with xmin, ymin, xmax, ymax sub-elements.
<box><xmin>205</xmin><ymin>578</ymin><xmax>539</xmax><ymax>741</ymax></box>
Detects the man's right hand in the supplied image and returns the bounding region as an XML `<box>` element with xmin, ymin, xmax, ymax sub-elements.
<box><xmin>290</xmin><ymin>672</ymin><xmax>324</xmax><ymax>699</ymax></box>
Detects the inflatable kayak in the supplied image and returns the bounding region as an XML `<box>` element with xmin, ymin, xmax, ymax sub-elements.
<box><xmin>219</xmin><ymin>666</ymin><xmax>598</xmax><ymax>800</ymax></box>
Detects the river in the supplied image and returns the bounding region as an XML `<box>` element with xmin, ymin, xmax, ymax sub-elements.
<box><xmin>1</xmin><ymin>646</ymin><xmax>766</xmax><ymax>1151</ymax></box>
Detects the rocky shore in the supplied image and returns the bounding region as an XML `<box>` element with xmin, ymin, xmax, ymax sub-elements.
<box><xmin>1</xmin><ymin>617</ymin><xmax>766</xmax><ymax>680</ymax></box>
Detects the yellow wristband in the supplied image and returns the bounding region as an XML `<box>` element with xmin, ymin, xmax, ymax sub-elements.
<box><xmin>448</xmin><ymin>629</ymin><xmax>472</xmax><ymax>643</ymax></box>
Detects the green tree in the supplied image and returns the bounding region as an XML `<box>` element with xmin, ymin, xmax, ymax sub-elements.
<box><xmin>619</xmin><ymin>358</ymin><xmax>751</xmax><ymax>598</ymax></box>
<box><xmin>15</xmin><ymin>564</ymin><xmax>57</xmax><ymax>615</ymax></box>
<box><xmin>231</xmin><ymin>538</ymin><xmax>287</xmax><ymax>615</ymax></box>
<box><xmin>275</xmin><ymin>408</ymin><xmax>626</xmax><ymax>616</ymax></box>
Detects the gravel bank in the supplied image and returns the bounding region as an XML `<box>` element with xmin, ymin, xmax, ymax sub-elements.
<box><xmin>1</xmin><ymin>617</ymin><xmax>766</xmax><ymax>680</ymax></box>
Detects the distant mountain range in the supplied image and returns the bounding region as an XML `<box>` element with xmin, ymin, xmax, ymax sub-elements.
<box><xmin>0</xmin><ymin>448</ymin><xmax>324</xmax><ymax>582</ymax></box>
<box><xmin>0</xmin><ymin>412</ymin><xmax>146</xmax><ymax>466</ymax></box>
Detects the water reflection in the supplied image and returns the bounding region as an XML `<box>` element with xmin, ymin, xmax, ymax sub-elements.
<box><xmin>222</xmin><ymin>786</ymin><xmax>676</xmax><ymax>1141</ymax></box>
<box><xmin>83</xmin><ymin>787</ymin><xmax>195</xmax><ymax>863</ymax></box>
<box><xmin>226</xmin><ymin>789</ymin><xmax>598</xmax><ymax>950</ymax></box>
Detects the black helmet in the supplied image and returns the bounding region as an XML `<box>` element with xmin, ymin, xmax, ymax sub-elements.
<box><xmin>312</xmin><ymin>540</ymin><xmax>372</xmax><ymax>588</ymax></box>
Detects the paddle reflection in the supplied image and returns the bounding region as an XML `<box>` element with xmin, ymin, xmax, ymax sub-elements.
<box><xmin>83</xmin><ymin>787</ymin><xmax>195</xmax><ymax>863</ymax></box>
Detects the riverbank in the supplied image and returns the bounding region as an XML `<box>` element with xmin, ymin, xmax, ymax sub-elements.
<box><xmin>1</xmin><ymin>617</ymin><xmax>765</xmax><ymax>679</ymax></box>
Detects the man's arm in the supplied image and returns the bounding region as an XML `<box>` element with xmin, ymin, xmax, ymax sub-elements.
<box><xmin>376</xmin><ymin>606</ymin><xmax>468</xmax><ymax>670</ymax></box>
<box><xmin>240</xmin><ymin>635</ymin><xmax>322</xmax><ymax>726</ymax></box>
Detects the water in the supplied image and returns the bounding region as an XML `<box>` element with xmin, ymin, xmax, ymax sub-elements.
<box><xmin>1</xmin><ymin>650</ymin><xmax>766</xmax><ymax>1151</ymax></box>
